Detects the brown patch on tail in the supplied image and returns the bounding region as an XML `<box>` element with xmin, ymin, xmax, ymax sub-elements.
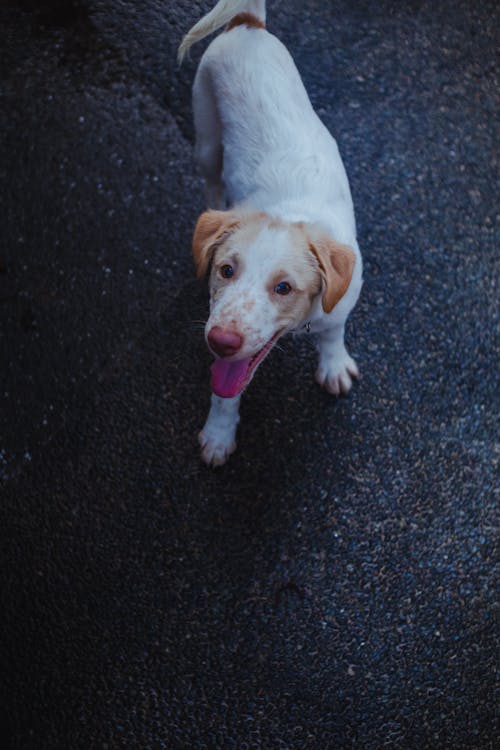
<box><xmin>226</xmin><ymin>13</ymin><xmax>265</xmax><ymax>32</ymax></box>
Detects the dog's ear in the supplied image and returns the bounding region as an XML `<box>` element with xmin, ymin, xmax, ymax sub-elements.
<box><xmin>192</xmin><ymin>210</ymin><xmax>240</xmax><ymax>278</ymax></box>
<box><xmin>307</xmin><ymin>233</ymin><xmax>356</xmax><ymax>313</ymax></box>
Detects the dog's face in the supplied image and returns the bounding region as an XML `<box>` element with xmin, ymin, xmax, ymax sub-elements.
<box><xmin>193</xmin><ymin>210</ymin><xmax>355</xmax><ymax>398</ymax></box>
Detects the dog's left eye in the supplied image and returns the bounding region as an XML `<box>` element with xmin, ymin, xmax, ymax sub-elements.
<box><xmin>274</xmin><ymin>281</ymin><xmax>292</xmax><ymax>295</ymax></box>
<box><xmin>220</xmin><ymin>264</ymin><xmax>234</xmax><ymax>279</ymax></box>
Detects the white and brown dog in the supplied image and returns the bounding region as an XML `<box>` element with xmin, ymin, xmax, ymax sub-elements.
<box><xmin>179</xmin><ymin>0</ymin><xmax>363</xmax><ymax>466</ymax></box>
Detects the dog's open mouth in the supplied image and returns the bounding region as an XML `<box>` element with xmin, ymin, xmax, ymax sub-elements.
<box><xmin>210</xmin><ymin>332</ymin><xmax>281</xmax><ymax>399</ymax></box>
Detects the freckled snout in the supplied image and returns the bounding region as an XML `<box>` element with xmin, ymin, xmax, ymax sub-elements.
<box><xmin>207</xmin><ymin>326</ymin><xmax>244</xmax><ymax>358</ymax></box>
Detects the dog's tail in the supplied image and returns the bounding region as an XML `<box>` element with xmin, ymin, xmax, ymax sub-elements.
<box><xmin>178</xmin><ymin>0</ymin><xmax>266</xmax><ymax>63</ymax></box>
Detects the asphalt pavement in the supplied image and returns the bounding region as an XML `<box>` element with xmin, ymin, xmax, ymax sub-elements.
<box><xmin>1</xmin><ymin>1</ymin><xmax>498</xmax><ymax>748</ymax></box>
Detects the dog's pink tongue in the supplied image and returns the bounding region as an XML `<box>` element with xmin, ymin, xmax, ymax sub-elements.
<box><xmin>211</xmin><ymin>357</ymin><xmax>252</xmax><ymax>398</ymax></box>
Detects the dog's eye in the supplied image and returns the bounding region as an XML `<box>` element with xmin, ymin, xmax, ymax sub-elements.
<box><xmin>220</xmin><ymin>264</ymin><xmax>234</xmax><ymax>279</ymax></box>
<box><xmin>274</xmin><ymin>281</ymin><xmax>292</xmax><ymax>295</ymax></box>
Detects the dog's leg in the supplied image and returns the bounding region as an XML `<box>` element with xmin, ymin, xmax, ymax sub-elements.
<box><xmin>315</xmin><ymin>324</ymin><xmax>359</xmax><ymax>396</ymax></box>
<box><xmin>193</xmin><ymin>67</ymin><xmax>226</xmax><ymax>209</ymax></box>
<box><xmin>199</xmin><ymin>393</ymin><xmax>241</xmax><ymax>466</ymax></box>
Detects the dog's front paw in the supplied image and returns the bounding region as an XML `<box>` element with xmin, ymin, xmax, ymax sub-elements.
<box><xmin>199</xmin><ymin>426</ymin><xmax>236</xmax><ymax>467</ymax></box>
<box><xmin>315</xmin><ymin>351</ymin><xmax>359</xmax><ymax>397</ymax></box>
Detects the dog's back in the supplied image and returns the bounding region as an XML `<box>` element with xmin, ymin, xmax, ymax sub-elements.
<box><xmin>194</xmin><ymin>17</ymin><xmax>354</xmax><ymax>236</ymax></box>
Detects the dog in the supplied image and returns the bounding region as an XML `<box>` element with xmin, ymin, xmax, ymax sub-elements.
<box><xmin>179</xmin><ymin>0</ymin><xmax>363</xmax><ymax>466</ymax></box>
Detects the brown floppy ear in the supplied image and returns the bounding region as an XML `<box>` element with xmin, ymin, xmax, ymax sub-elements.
<box><xmin>308</xmin><ymin>235</ymin><xmax>356</xmax><ymax>313</ymax></box>
<box><xmin>192</xmin><ymin>210</ymin><xmax>240</xmax><ymax>278</ymax></box>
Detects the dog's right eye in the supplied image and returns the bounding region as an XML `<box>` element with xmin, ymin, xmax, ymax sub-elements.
<box><xmin>220</xmin><ymin>264</ymin><xmax>234</xmax><ymax>279</ymax></box>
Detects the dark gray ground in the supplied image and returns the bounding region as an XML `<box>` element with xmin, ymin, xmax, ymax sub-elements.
<box><xmin>1</xmin><ymin>1</ymin><xmax>498</xmax><ymax>748</ymax></box>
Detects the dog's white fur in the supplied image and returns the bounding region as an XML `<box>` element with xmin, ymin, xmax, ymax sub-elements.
<box><xmin>179</xmin><ymin>0</ymin><xmax>363</xmax><ymax>466</ymax></box>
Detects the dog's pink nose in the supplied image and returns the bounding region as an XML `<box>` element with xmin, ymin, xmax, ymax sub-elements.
<box><xmin>207</xmin><ymin>326</ymin><xmax>244</xmax><ymax>357</ymax></box>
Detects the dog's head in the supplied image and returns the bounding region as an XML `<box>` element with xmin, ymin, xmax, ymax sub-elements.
<box><xmin>193</xmin><ymin>209</ymin><xmax>355</xmax><ymax>398</ymax></box>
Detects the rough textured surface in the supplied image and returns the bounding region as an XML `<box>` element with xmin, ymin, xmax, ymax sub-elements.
<box><xmin>1</xmin><ymin>1</ymin><xmax>497</xmax><ymax>748</ymax></box>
